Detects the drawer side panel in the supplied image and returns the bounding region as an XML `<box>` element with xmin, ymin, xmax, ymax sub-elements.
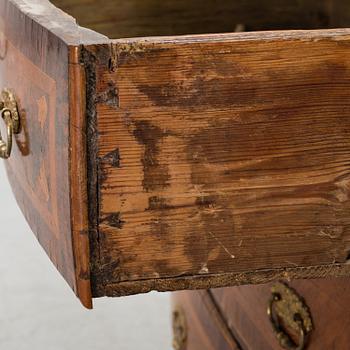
<box><xmin>88</xmin><ymin>30</ymin><xmax>350</xmax><ymax>296</ymax></box>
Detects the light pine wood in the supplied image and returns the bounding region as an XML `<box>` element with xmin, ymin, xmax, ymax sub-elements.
<box><xmin>86</xmin><ymin>30</ymin><xmax>350</xmax><ymax>297</ymax></box>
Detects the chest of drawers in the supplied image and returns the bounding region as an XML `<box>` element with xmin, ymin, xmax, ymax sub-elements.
<box><xmin>172</xmin><ymin>277</ymin><xmax>350</xmax><ymax>349</ymax></box>
<box><xmin>2</xmin><ymin>0</ymin><xmax>350</xmax><ymax>310</ymax></box>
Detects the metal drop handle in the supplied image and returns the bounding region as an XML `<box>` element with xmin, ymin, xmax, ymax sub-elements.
<box><xmin>267</xmin><ymin>282</ymin><xmax>313</xmax><ymax>350</ymax></box>
<box><xmin>0</xmin><ymin>89</ymin><xmax>20</xmax><ymax>159</ymax></box>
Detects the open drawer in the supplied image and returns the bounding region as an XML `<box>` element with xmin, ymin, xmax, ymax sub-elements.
<box><xmin>2</xmin><ymin>0</ymin><xmax>350</xmax><ymax>308</ymax></box>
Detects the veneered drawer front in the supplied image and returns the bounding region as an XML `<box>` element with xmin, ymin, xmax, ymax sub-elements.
<box><xmin>172</xmin><ymin>290</ymin><xmax>240</xmax><ymax>350</ymax></box>
<box><xmin>212</xmin><ymin>278</ymin><xmax>350</xmax><ymax>350</ymax></box>
<box><xmin>0</xmin><ymin>0</ymin><xmax>73</xmax><ymax>286</ymax></box>
<box><xmin>0</xmin><ymin>0</ymin><xmax>97</xmax><ymax>308</ymax></box>
<box><xmin>87</xmin><ymin>32</ymin><xmax>350</xmax><ymax>297</ymax></box>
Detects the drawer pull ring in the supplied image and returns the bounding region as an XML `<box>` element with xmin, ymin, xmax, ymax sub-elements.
<box><xmin>0</xmin><ymin>89</ymin><xmax>20</xmax><ymax>159</ymax></box>
<box><xmin>267</xmin><ymin>282</ymin><xmax>313</xmax><ymax>350</ymax></box>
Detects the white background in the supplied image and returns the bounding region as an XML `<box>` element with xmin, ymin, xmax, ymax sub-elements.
<box><xmin>0</xmin><ymin>162</ymin><xmax>172</xmax><ymax>350</ymax></box>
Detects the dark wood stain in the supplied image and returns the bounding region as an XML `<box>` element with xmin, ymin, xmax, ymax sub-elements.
<box><xmin>90</xmin><ymin>31</ymin><xmax>350</xmax><ymax>297</ymax></box>
<box><xmin>133</xmin><ymin>120</ymin><xmax>171</xmax><ymax>191</ymax></box>
<box><xmin>100</xmin><ymin>148</ymin><xmax>121</xmax><ymax>168</ymax></box>
<box><xmin>101</xmin><ymin>212</ymin><xmax>125</xmax><ymax>229</ymax></box>
<box><xmin>95</xmin><ymin>81</ymin><xmax>119</xmax><ymax>108</ymax></box>
<box><xmin>148</xmin><ymin>196</ymin><xmax>168</xmax><ymax>210</ymax></box>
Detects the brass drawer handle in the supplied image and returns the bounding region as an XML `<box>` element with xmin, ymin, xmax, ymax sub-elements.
<box><xmin>267</xmin><ymin>282</ymin><xmax>313</xmax><ymax>350</ymax></box>
<box><xmin>0</xmin><ymin>90</ymin><xmax>20</xmax><ymax>159</ymax></box>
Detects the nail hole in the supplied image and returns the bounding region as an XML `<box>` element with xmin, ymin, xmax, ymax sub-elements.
<box><xmin>273</xmin><ymin>292</ymin><xmax>281</xmax><ymax>301</ymax></box>
<box><xmin>108</xmin><ymin>58</ymin><xmax>116</xmax><ymax>72</ymax></box>
<box><xmin>294</xmin><ymin>313</ymin><xmax>302</xmax><ymax>322</ymax></box>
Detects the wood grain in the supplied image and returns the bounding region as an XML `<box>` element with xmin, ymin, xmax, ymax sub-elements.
<box><xmin>211</xmin><ymin>277</ymin><xmax>350</xmax><ymax>349</ymax></box>
<box><xmin>52</xmin><ymin>0</ymin><xmax>337</xmax><ymax>39</ymax></box>
<box><xmin>85</xmin><ymin>29</ymin><xmax>350</xmax><ymax>296</ymax></box>
<box><xmin>69</xmin><ymin>46</ymin><xmax>92</xmax><ymax>308</ymax></box>
<box><xmin>6</xmin><ymin>0</ymin><xmax>350</xmax><ymax>305</ymax></box>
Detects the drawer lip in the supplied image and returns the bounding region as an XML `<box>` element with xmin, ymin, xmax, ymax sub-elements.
<box><xmin>110</xmin><ymin>27</ymin><xmax>350</xmax><ymax>45</ymax></box>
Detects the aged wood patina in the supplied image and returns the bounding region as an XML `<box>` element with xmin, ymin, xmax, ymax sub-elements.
<box><xmin>3</xmin><ymin>0</ymin><xmax>350</xmax><ymax>308</ymax></box>
<box><xmin>173</xmin><ymin>277</ymin><xmax>350</xmax><ymax>349</ymax></box>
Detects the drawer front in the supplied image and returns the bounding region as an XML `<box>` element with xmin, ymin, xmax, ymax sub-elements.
<box><xmin>172</xmin><ymin>290</ymin><xmax>240</xmax><ymax>350</ymax></box>
<box><xmin>0</xmin><ymin>0</ymin><xmax>93</xmax><ymax>307</ymax></box>
<box><xmin>86</xmin><ymin>30</ymin><xmax>350</xmax><ymax>297</ymax></box>
<box><xmin>212</xmin><ymin>278</ymin><xmax>350</xmax><ymax>349</ymax></box>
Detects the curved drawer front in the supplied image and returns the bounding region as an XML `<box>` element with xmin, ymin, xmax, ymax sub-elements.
<box><xmin>173</xmin><ymin>279</ymin><xmax>350</xmax><ymax>350</ymax></box>
<box><xmin>211</xmin><ymin>278</ymin><xmax>350</xmax><ymax>350</ymax></box>
<box><xmin>0</xmin><ymin>0</ymin><xmax>72</xmax><ymax>284</ymax></box>
<box><xmin>0</xmin><ymin>0</ymin><xmax>95</xmax><ymax>307</ymax></box>
<box><xmin>172</xmin><ymin>290</ymin><xmax>241</xmax><ymax>350</ymax></box>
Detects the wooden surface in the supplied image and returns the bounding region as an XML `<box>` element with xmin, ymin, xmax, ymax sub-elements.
<box><xmin>211</xmin><ymin>278</ymin><xmax>350</xmax><ymax>349</ymax></box>
<box><xmin>69</xmin><ymin>46</ymin><xmax>92</xmax><ymax>308</ymax></box>
<box><xmin>172</xmin><ymin>290</ymin><xmax>241</xmax><ymax>350</ymax></box>
<box><xmin>84</xmin><ymin>29</ymin><xmax>350</xmax><ymax>297</ymax></box>
<box><xmin>52</xmin><ymin>0</ymin><xmax>343</xmax><ymax>39</ymax></box>
<box><xmin>8</xmin><ymin>0</ymin><xmax>106</xmax><ymax>45</ymax></box>
<box><xmin>6</xmin><ymin>0</ymin><xmax>350</xmax><ymax>305</ymax></box>
<box><xmin>0</xmin><ymin>0</ymin><xmax>75</xmax><ymax>297</ymax></box>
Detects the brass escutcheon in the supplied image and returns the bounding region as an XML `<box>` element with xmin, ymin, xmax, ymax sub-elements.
<box><xmin>0</xmin><ymin>89</ymin><xmax>20</xmax><ymax>159</ymax></box>
<box><xmin>172</xmin><ymin>307</ymin><xmax>187</xmax><ymax>350</ymax></box>
<box><xmin>267</xmin><ymin>282</ymin><xmax>313</xmax><ymax>350</ymax></box>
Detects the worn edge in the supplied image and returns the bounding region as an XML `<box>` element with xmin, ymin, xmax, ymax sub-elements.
<box><xmin>68</xmin><ymin>46</ymin><xmax>93</xmax><ymax>309</ymax></box>
<box><xmin>80</xmin><ymin>45</ymin><xmax>104</xmax><ymax>299</ymax></box>
<box><xmin>9</xmin><ymin>0</ymin><xmax>108</xmax><ymax>45</ymax></box>
<box><xmin>96</xmin><ymin>263</ymin><xmax>350</xmax><ymax>298</ymax></box>
<box><xmin>110</xmin><ymin>28</ymin><xmax>350</xmax><ymax>45</ymax></box>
